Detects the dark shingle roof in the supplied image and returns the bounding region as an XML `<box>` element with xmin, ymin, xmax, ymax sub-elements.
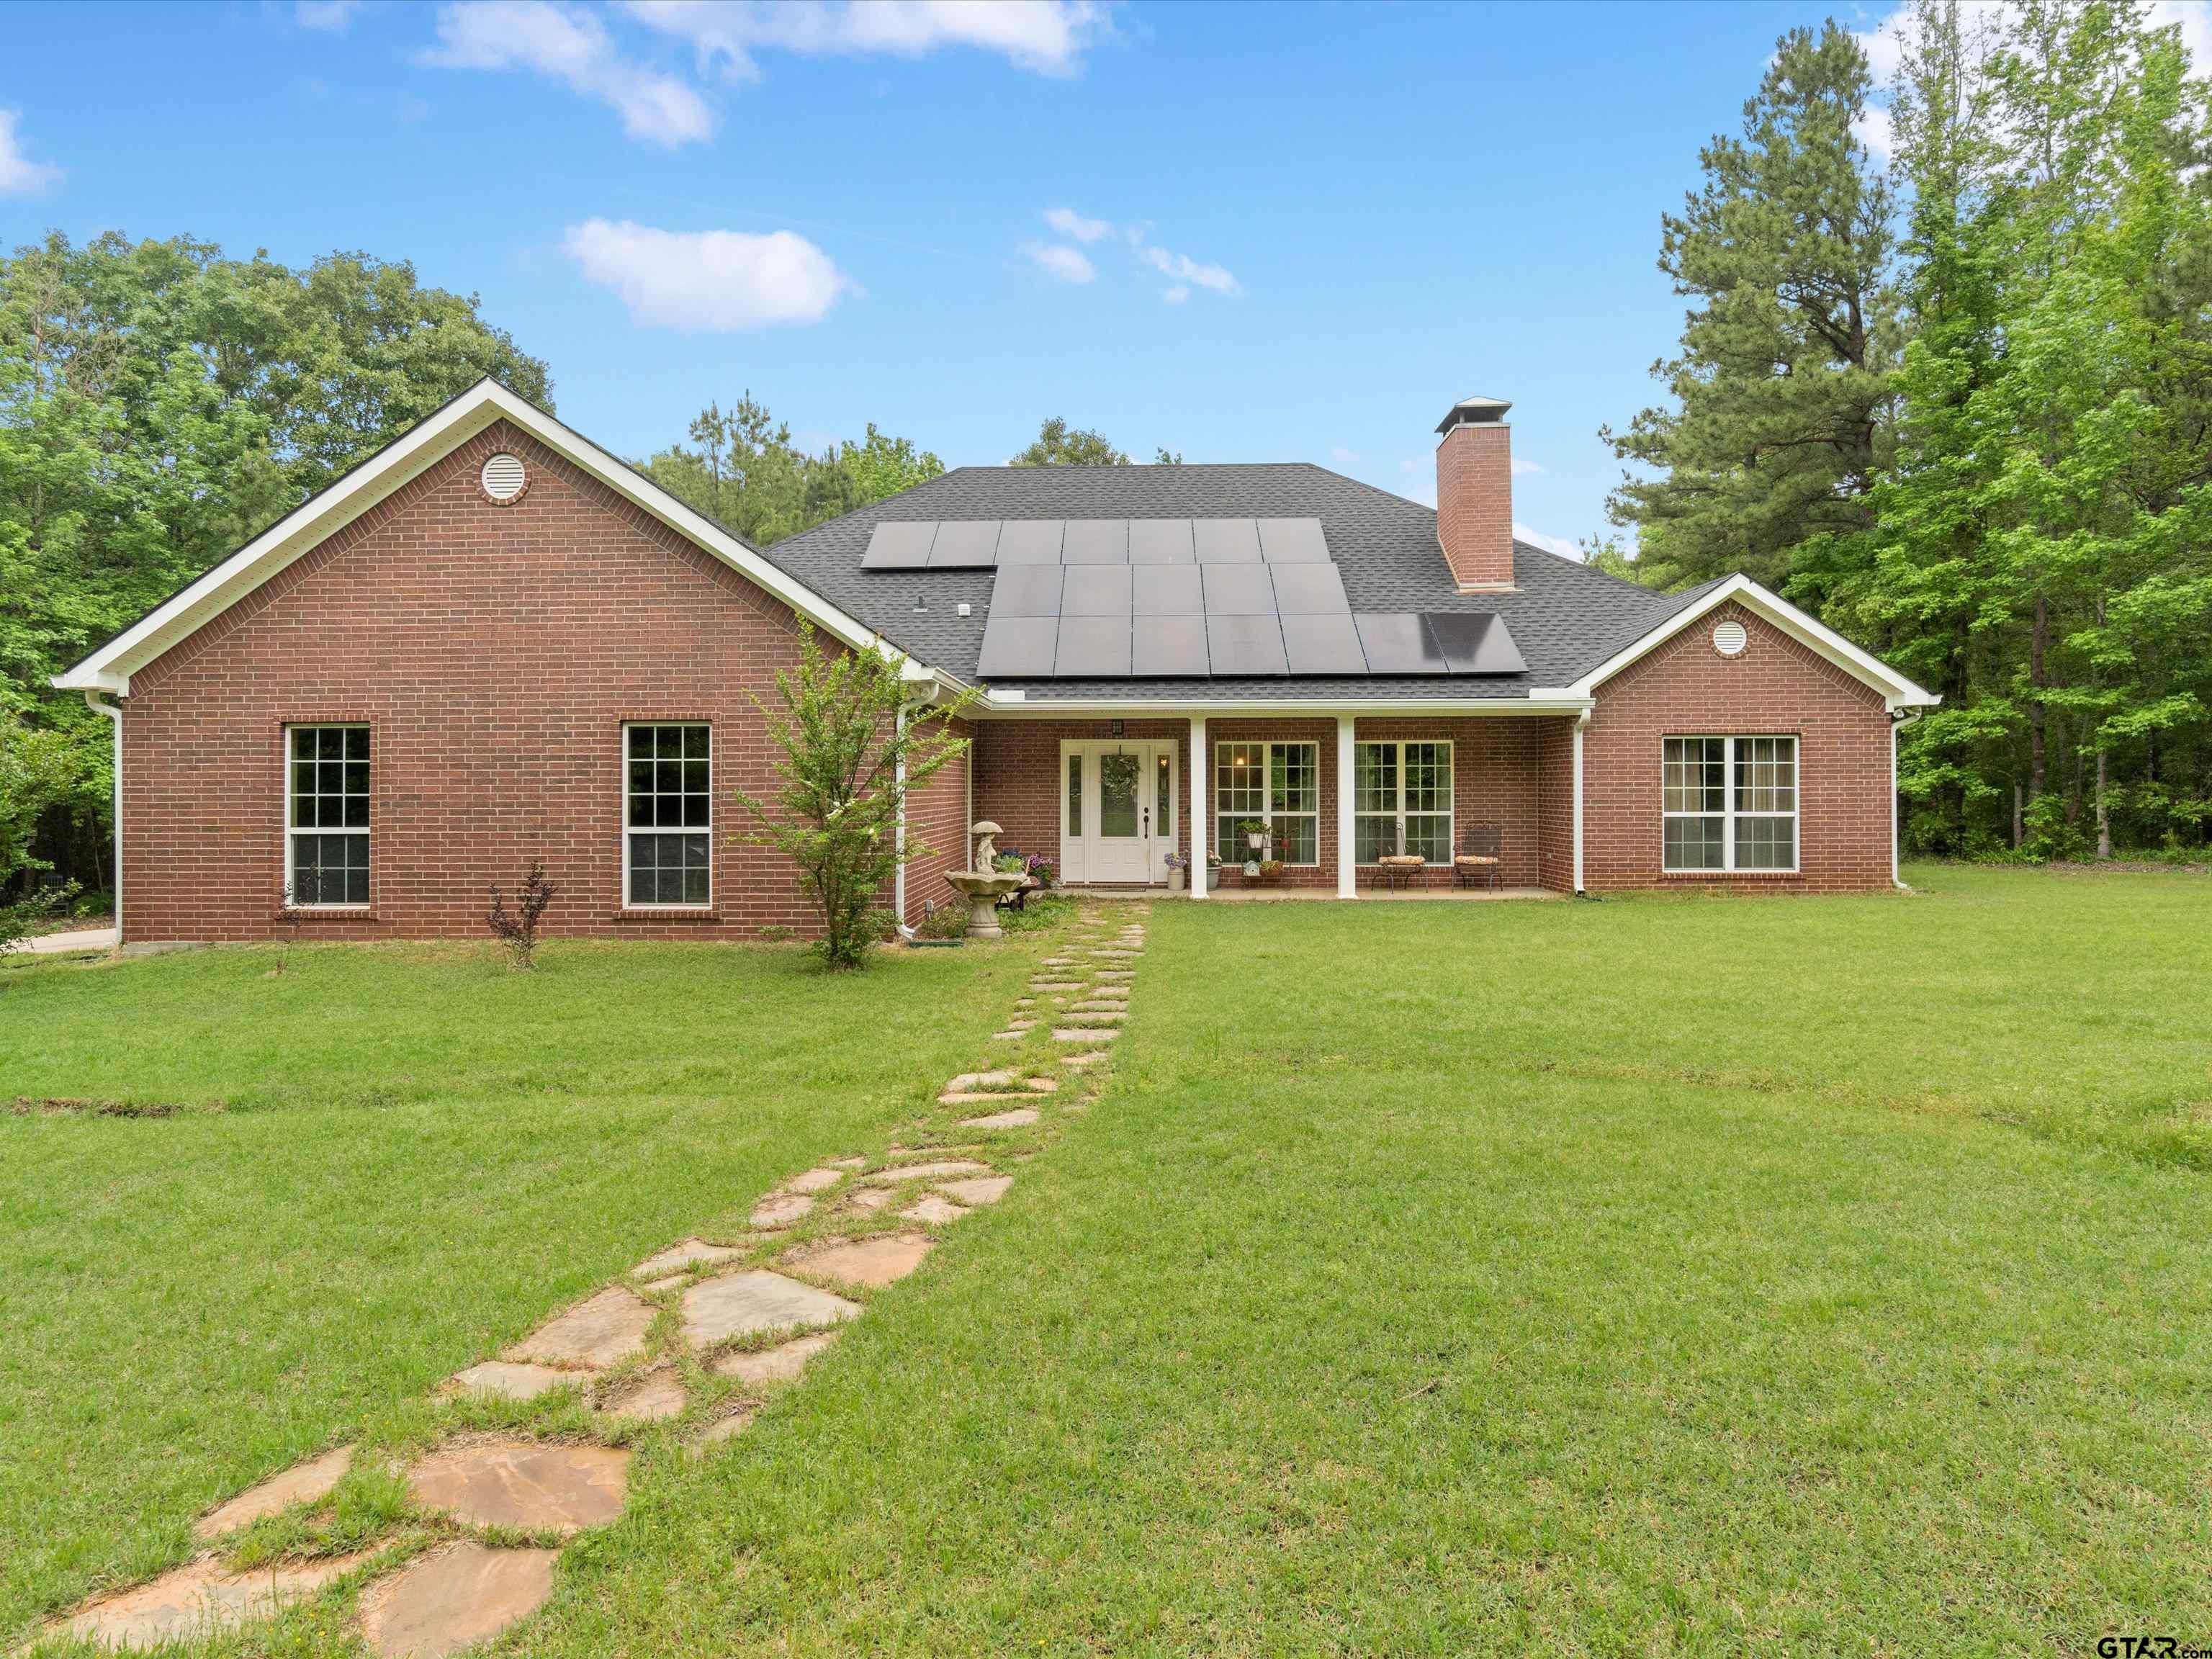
<box><xmin>755</xmin><ymin>462</ymin><xmax>1712</xmax><ymax>701</ymax></box>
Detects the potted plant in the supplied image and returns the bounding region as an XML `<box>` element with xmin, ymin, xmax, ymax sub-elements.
<box><xmin>1257</xmin><ymin>857</ymin><xmax>1285</xmax><ymax>883</ymax></box>
<box><xmin>1024</xmin><ymin>853</ymin><xmax>1056</xmax><ymax>889</ymax></box>
<box><xmin>1238</xmin><ymin>820</ymin><xmax>1267</xmax><ymax>878</ymax></box>
<box><xmin>1205</xmin><ymin>852</ymin><xmax>1223</xmax><ymax>890</ymax></box>
<box><xmin>1165</xmin><ymin>852</ymin><xmax>1187</xmax><ymax>892</ymax></box>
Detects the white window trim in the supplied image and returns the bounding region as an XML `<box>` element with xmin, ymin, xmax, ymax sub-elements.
<box><xmin>1660</xmin><ymin>734</ymin><xmax>1800</xmax><ymax>874</ymax></box>
<box><xmin>1214</xmin><ymin>740</ymin><xmax>1321</xmax><ymax>866</ymax></box>
<box><xmin>1352</xmin><ymin>739</ymin><xmax>1456</xmax><ymax>864</ymax></box>
<box><xmin>284</xmin><ymin>723</ymin><xmax>371</xmax><ymax>911</ymax></box>
<box><xmin>622</xmin><ymin>721</ymin><xmax>715</xmax><ymax>911</ymax></box>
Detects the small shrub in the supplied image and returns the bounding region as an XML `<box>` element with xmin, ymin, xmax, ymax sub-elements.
<box><xmin>487</xmin><ymin>862</ymin><xmax>557</xmax><ymax>970</ymax></box>
<box><xmin>993</xmin><ymin>853</ymin><xmax>1028</xmax><ymax>874</ymax></box>
<box><xmin>916</xmin><ymin>901</ymin><xmax>969</xmax><ymax>940</ymax></box>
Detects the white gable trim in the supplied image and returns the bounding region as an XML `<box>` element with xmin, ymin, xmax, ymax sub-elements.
<box><xmin>1568</xmin><ymin>575</ymin><xmax>1940</xmax><ymax>712</ymax></box>
<box><xmin>52</xmin><ymin>379</ymin><xmax>920</xmax><ymax>694</ymax></box>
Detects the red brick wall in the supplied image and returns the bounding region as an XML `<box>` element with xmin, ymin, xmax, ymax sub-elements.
<box><xmin>903</xmin><ymin>714</ymin><xmax>974</xmax><ymax>925</ymax></box>
<box><xmin>1534</xmin><ymin>716</ymin><xmax>1575</xmax><ymax>893</ymax></box>
<box><xmin>1434</xmin><ymin>423</ymin><xmax>1514</xmax><ymax>590</ymax></box>
<box><xmin>122</xmin><ymin>420</ymin><xmax>848</xmax><ymax>942</ymax></box>
<box><xmin>1582</xmin><ymin>601</ymin><xmax>1894</xmax><ymax>894</ymax></box>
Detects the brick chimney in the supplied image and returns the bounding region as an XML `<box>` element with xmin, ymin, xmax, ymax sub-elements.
<box><xmin>1435</xmin><ymin>396</ymin><xmax>1515</xmax><ymax>590</ymax></box>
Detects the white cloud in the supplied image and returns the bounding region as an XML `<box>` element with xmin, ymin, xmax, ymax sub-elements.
<box><xmin>1161</xmin><ymin>284</ymin><xmax>1189</xmax><ymax>304</ymax></box>
<box><xmin>1510</xmin><ymin>457</ymin><xmax>1543</xmax><ymax>477</ymax></box>
<box><xmin>1043</xmin><ymin>205</ymin><xmax>1112</xmax><ymax>243</ymax></box>
<box><xmin>1138</xmin><ymin>243</ymin><xmax>1238</xmax><ymax>297</ymax></box>
<box><xmin>1853</xmin><ymin>104</ymin><xmax>1896</xmax><ymax>162</ymax></box>
<box><xmin>1027</xmin><ymin>243</ymin><xmax>1095</xmax><ymax>283</ymax></box>
<box><xmin>424</xmin><ymin>2</ymin><xmax>715</xmax><ymax>146</ymax></box>
<box><xmin>0</xmin><ymin>110</ymin><xmax>58</xmax><ymax>196</ymax></box>
<box><xmin>625</xmin><ymin>0</ymin><xmax>1103</xmax><ymax>79</ymax></box>
<box><xmin>2148</xmin><ymin>1</ymin><xmax>2212</xmax><ymax>71</ymax></box>
<box><xmin>295</xmin><ymin>0</ymin><xmax>363</xmax><ymax>30</ymax></box>
<box><xmin>1329</xmin><ymin>445</ymin><xmax>1359</xmax><ymax>465</ymax></box>
<box><xmin>563</xmin><ymin>219</ymin><xmax>850</xmax><ymax>329</ymax></box>
<box><xmin>1514</xmin><ymin>522</ymin><xmax>1583</xmax><ymax>559</ymax></box>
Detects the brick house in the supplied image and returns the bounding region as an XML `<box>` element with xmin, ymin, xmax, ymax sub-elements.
<box><xmin>53</xmin><ymin>382</ymin><xmax>1937</xmax><ymax>945</ymax></box>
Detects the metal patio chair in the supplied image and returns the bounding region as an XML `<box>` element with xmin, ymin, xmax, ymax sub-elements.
<box><xmin>1454</xmin><ymin>823</ymin><xmax>1503</xmax><ymax>891</ymax></box>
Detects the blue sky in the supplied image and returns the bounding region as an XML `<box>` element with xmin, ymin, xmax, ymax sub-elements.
<box><xmin>0</xmin><ymin>0</ymin><xmax>1995</xmax><ymax>554</ymax></box>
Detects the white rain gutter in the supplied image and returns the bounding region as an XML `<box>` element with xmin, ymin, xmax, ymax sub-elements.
<box><xmin>82</xmin><ymin>692</ymin><xmax>122</xmax><ymax>946</ymax></box>
<box><xmin>1570</xmin><ymin>706</ymin><xmax>1590</xmax><ymax>896</ymax></box>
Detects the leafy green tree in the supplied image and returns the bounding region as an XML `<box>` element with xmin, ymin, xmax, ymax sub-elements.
<box><xmin>1009</xmin><ymin>418</ymin><xmax>1128</xmax><ymax>467</ymax></box>
<box><xmin>0</xmin><ymin>713</ymin><xmax>86</xmax><ymax>948</ymax></box>
<box><xmin>1603</xmin><ymin>22</ymin><xmax>1900</xmax><ymax>593</ymax></box>
<box><xmin>733</xmin><ymin>623</ymin><xmax>978</xmax><ymax>970</ymax></box>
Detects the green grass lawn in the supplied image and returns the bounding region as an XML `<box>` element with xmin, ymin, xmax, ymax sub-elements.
<box><xmin>6</xmin><ymin>866</ymin><xmax>2212</xmax><ymax>1653</ymax></box>
<box><xmin>0</xmin><ymin>935</ymin><xmax>1035</xmax><ymax>1642</ymax></box>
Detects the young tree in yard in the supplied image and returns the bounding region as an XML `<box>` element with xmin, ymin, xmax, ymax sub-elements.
<box><xmin>735</xmin><ymin>624</ymin><xmax>979</xmax><ymax>970</ymax></box>
<box><xmin>1604</xmin><ymin>22</ymin><xmax>1900</xmax><ymax>594</ymax></box>
<box><xmin>0</xmin><ymin>714</ymin><xmax>84</xmax><ymax>950</ymax></box>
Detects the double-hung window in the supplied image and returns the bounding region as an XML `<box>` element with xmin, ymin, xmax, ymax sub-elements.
<box><xmin>1354</xmin><ymin>740</ymin><xmax>1454</xmax><ymax>862</ymax></box>
<box><xmin>625</xmin><ymin>723</ymin><xmax>713</xmax><ymax>907</ymax></box>
<box><xmin>1662</xmin><ymin>736</ymin><xmax>1797</xmax><ymax>872</ymax></box>
<box><xmin>287</xmin><ymin>725</ymin><xmax>371</xmax><ymax>907</ymax></box>
<box><xmin>1215</xmin><ymin>741</ymin><xmax>1318</xmax><ymax>864</ymax></box>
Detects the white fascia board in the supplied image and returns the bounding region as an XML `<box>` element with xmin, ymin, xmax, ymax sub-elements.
<box><xmin>976</xmin><ymin>693</ymin><xmax>1595</xmax><ymax>719</ymax></box>
<box><xmin>51</xmin><ymin>379</ymin><xmax>926</xmax><ymax>693</ymax></box>
<box><xmin>1568</xmin><ymin>575</ymin><xmax>1941</xmax><ymax>711</ymax></box>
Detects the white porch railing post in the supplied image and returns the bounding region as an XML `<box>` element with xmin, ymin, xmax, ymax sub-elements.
<box><xmin>1336</xmin><ymin>713</ymin><xmax>1356</xmax><ymax>898</ymax></box>
<box><xmin>1189</xmin><ymin>715</ymin><xmax>1207</xmax><ymax>900</ymax></box>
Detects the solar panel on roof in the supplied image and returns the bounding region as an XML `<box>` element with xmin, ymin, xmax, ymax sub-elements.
<box><xmin>1269</xmin><ymin>563</ymin><xmax>1350</xmax><ymax>614</ymax></box>
<box><xmin>1054</xmin><ymin>616</ymin><xmax>1132</xmax><ymax>677</ymax></box>
<box><xmin>1353</xmin><ymin>613</ymin><xmax>1450</xmax><ymax>674</ymax></box>
<box><xmin>1062</xmin><ymin>520</ymin><xmax>1130</xmax><ymax>564</ymax></box>
<box><xmin>1281</xmin><ymin>613</ymin><xmax>1368</xmax><ymax>674</ymax></box>
<box><xmin>976</xmin><ymin>613</ymin><xmax>1057</xmax><ymax>677</ymax></box>
<box><xmin>992</xmin><ymin>565</ymin><xmax>1064</xmax><ymax>617</ymax></box>
<box><xmin>862</xmin><ymin>521</ymin><xmax>935</xmax><ymax>570</ymax></box>
<box><xmin>1128</xmin><ymin>518</ymin><xmax>1195</xmax><ymax>564</ymax></box>
<box><xmin>926</xmin><ymin>520</ymin><xmax>1000</xmax><ymax>567</ymax></box>
<box><xmin>1425</xmin><ymin>613</ymin><xmax>1527</xmax><ymax>675</ymax></box>
<box><xmin>1133</xmin><ymin>565</ymin><xmax>1203</xmax><ymax>616</ymax></box>
<box><xmin>994</xmin><ymin>519</ymin><xmax>1064</xmax><ymax>565</ymax></box>
<box><xmin>1192</xmin><ymin>518</ymin><xmax>1262</xmax><ymax>562</ymax></box>
<box><xmin>1256</xmin><ymin>518</ymin><xmax>1329</xmax><ymax>563</ymax></box>
<box><xmin>1200</xmin><ymin>563</ymin><xmax>1277</xmax><ymax>615</ymax></box>
<box><xmin>1206</xmin><ymin>613</ymin><xmax>1289</xmax><ymax>675</ymax></box>
<box><xmin>1061</xmin><ymin>565</ymin><xmax>1133</xmax><ymax>616</ymax></box>
<box><xmin>1132</xmin><ymin>616</ymin><xmax>1209</xmax><ymax>675</ymax></box>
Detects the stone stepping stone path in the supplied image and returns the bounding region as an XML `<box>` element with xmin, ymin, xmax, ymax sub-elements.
<box><xmin>506</xmin><ymin>1286</ymin><xmax>652</xmax><ymax>1370</ymax></box>
<box><xmin>193</xmin><ymin>1445</ymin><xmax>352</xmax><ymax>1539</ymax></box>
<box><xmin>405</xmin><ymin>1441</ymin><xmax>629</xmax><ymax>1535</ymax></box>
<box><xmin>359</xmin><ymin>1542</ymin><xmax>557</xmax><ymax>1659</ymax></box>
<box><xmin>48</xmin><ymin>903</ymin><xmax>1154</xmax><ymax>1657</ymax></box>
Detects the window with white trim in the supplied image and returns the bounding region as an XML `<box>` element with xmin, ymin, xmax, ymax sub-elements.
<box><xmin>1663</xmin><ymin>736</ymin><xmax>1797</xmax><ymax>872</ymax></box>
<box><xmin>1354</xmin><ymin>740</ymin><xmax>1454</xmax><ymax>862</ymax></box>
<box><xmin>1215</xmin><ymin>741</ymin><xmax>1318</xmax><ymax>864</ymax></box>
<box><xmin>625</xmin><ymin>723</ymin><xmax>712</xmax><ymax>907</ymax></box>
<box><xmin>287</xmin><ymin>725</ymin><xmax>370</xmax><ymax>907</ymax></box>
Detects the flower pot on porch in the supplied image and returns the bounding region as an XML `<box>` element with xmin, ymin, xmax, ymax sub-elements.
<box><xmin>1168</xmin><ymin>867</ymin><xmax>1186</xmax><ymax>892</ymax></box>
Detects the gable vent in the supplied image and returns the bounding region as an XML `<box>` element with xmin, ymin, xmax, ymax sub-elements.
<box><xmin>1712</xmin><ymin>619</ymin><xmax>1748</xmax><ymax>657</ymax></box>
<box><xmin>480</xmin><ymin>453</ymin><xmax>527</xmax><ymax>502</ymax></box>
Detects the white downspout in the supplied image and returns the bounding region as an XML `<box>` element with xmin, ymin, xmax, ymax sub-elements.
<box><xmin>893</xmin><ymin>701</ymin><xmax>908</xmax><ymax>931</ymax></box>
<box><xmin>83</xmin><ymin>692</ymin><xmax>123</xmax><ymax>948</ymax></box>
<box><xmin>1570</xmin><ymin>707</ymin><xmax>1590</xmax><ymax>897</ymax></box>
<box><xmin>1890</xmin><ymin>707</ymin><xmax>1921</xmax><ymax>891</ymax></box>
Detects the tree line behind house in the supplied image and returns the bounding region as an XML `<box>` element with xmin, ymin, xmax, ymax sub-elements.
<box><xmin>1604</xmin><ymin>0</ymin><xmax>2212</xmax><ymax>859</ymax></box>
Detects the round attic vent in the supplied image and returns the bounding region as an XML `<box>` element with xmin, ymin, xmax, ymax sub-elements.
<box><xmin>1712</xmin><ymin>619</ymin><xmax>1748</xmax><ymax>657</ymax></box>
<box><xmin>480</xmin><ymin>453</ymin><xmax>527</xmax><ymax>502</ymax></box>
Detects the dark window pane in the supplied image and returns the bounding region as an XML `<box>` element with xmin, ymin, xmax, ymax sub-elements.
<box><xmin>345</xmin><ymin>729</ymin><xmax>369</xmax><ymax>762</ymax></box>
<box><xmin>683</xmin><ymin>793</ymin><xmax>709</xmax><ymax>827</ymax></box>
<box><xmin>683</xmin><ymin>760</ymin><xmax>708</xmax><ymax>793</ymax></box>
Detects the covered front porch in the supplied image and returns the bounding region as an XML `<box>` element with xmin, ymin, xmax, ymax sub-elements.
<box><xmin>966</xmin><ymin>709</ymin><xmax>1587</xmax><ymax>902</ymax></box>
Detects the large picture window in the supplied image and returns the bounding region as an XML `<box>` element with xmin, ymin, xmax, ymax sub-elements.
<box><xmin>1215</xmin><ymin>741</ymin><xmax>1318</xmax><ymax>865</ymax></box>
<box><xmin>626</xmin><ymin>723</ymin><xmax>712</xmax><ymax>907</ymax></box>
<box><xmin>287</xmin><ymin>725</ymin><xmax>370</xmax><ymax>907</ymax></box>
<box><xmin>1663</xmin><ymin>736</ymin><xmax>1797</xmax><ymax>872</ymax></box>
<box><xmin>1354</xmin><ymin>741</ymin><xmax>1454</xmax><ymax>863</ymax></box>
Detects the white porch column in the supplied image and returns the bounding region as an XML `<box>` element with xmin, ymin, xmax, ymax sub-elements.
<box><xmin>1336</xmin><ymin>713</ymin><xmax>1356</xmax><ymax>898</ymax></box>
<box><xmin>1189</xmin><ymin>715</ymin><xmax>1207</xmax><ymax>900</ymax></box>
<box><xmin>1570</xmin><ymin>709</ymin><xmax>1589</xmax><ymax>896</ymax></box>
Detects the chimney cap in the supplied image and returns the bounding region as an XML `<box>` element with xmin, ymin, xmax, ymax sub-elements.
<box><xmin>1437</xmin><ymin>395</ymin><xmax>1512</xmax><ymax>434</ymax></box>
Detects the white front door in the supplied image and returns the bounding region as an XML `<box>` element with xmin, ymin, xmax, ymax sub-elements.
<box><xmin>1059</xmin><ymin>740</ymin><xmax>1177</xmax><ymax>884</ymax></box>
